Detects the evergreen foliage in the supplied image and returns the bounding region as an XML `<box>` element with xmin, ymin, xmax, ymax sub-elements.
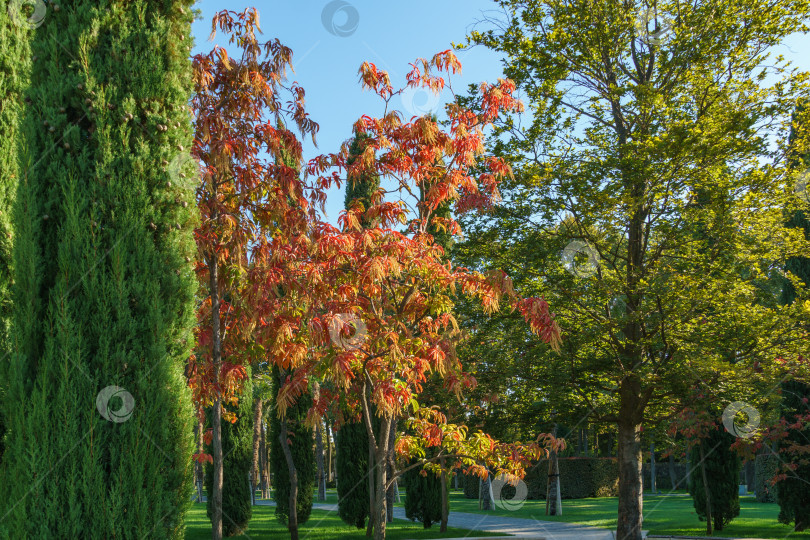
<box><xmin>205</xmin><ymin>373</ymin><xmax>254</xmax><ymax>537</ymax></box>
<box><xmin>336</xmin><ymin>420</ymin><xmax>371</xmax><ymax>528</ymax></box>
<box><xmin>688</xmin><ymin>426</ymin><xmax>741</xmax><ymax>531</ymax></box>
<box><xmin>344</xmin><ymin>131</ymin><xmax>380</xmax><ymax>228</ymax></box>
<box><xmin>269</xmin><ymin>366</ymin><xmax>315</xmax><ymax>526</ymax></box>
<box><xmin>403</xmin><ymin>462</ymin><xmax>443</xmax><ymax>528</ymax></box>
<box><xmin>0</xmin><ymin>0</ymin><xmax>30</xmax><ymax>470</ymax></box>
<box><xmin>1</xmin><ymin>1</ymin><xmax>197</xmax><ymax>537</ymax></box>
<box><xmin>777</xmin><ymin>379</ymin><xmax>810</xmax><ymax>530</ymax></box>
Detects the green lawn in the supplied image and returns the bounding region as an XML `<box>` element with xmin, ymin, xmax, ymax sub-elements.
<box><xmin>436</xmin><ymin>490</ymin><xmax>810</xmax><ymax>539</ymax></box>
<box><xmin>184</xmin><ymin>502</ymin><xmax>500</xmax><ymax>539</ymax></box>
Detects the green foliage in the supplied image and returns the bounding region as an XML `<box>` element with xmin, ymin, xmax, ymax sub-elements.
<box><xmin>345</xmin><ymin>131</ymin><xmax>380</xmax><ymax>228</ymax></box>
<box><xmin>336</xmin><ymin>420</ymin><xmax>370</xmax><ymax>528</ymax></box>
<box><xmin>524</xmin><ymin>457</ymin><xmax>619</xmax><ymax>499</ymax></box>
<box><xmin>403</xmin><ymin>462</ymin><xmax>443</xmax><ymax>528</ymax></box>
<box><xmin>269</xmin><ymin>367</ymin><xmax>314</xmax><ymax>527</ymax></box>
<box><xmin>1</xmin><ymin>1</ymin><xmax>197</xmax><ymax>537</ymax></box>
<box><xmin>776</xmin><ymin>379</ymin><xmax>810</xmax><ymax>530</ymax></box>
<box><xmin>0</xmin><ymin>0</ymin><xmax>29</xmax><ymax>471</ymax></box>
<box><xmin>755</xmin><ymin>453</ymin><xmax>780</xmax><ymax>503</ymax></box>
<box><xmin>688</xmin><ymin>427</ymin><xmax>741</xmax><ymax>531</ymax></box>
<box><xmin>206</xmin><ymin>375</ymin><xmax>254</xmax><ymax>537</ymax></box>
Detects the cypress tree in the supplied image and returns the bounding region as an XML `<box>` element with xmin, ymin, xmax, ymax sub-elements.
<box><xmin>688</xmin><ymin>425</ymin><xmax>741</xmax><ymax>532</ymax></box>
<box><xmin>269</xmin><ymin>366</ymin><xmax>315</xmax><ymax>526</ymax></box>
<box><xmin>1</xmin><ymin>1</ymin><xmax>197</xmax><ymax>537</ymax></box>
<box><xmin>403</xmin><ymin>462</ymin><xmax>442</xmax><ymax>528</ymax></box>
<box><xmin>777</xmin><ymin>104</ymin><xmax>810</xmax><ymax>531</ymax></box>
<box><xmin>206</xmin><ymin>372</ymin><xmax>254</xmax><ymax>537</ymax></box>
<box><xmin>0</xmin><ymin>0</ymin><xmax>30</xmax><ymax>471</ymax></box>
<box><xmin>336</xmin><ymin>420</ymin><xmax>371</xmax><ymax>528</ymax></box>
<box><xmin>344</xmin><ymin>131</ymin><xmax>380</xmax><ymax>229</ymax></box>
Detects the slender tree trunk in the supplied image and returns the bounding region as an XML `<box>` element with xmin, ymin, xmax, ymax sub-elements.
<box><xmin>616</xmin><ymin>416</ymin><xmax>643</xmax><ymax>540</ymax></box>
<box><xmin>649</xmin><ymin>442</ymin><xmax>656</xmax><ymax>494</ymax></box>
<box><xmin>440</xmin><ymin>456</ymin><xmax>449</xmax><ymax>532</ymax></box>
<box><xmin>250</xmin><ymin>397</ymin><xmax>263</xmax><ymax>506</ymax></box>
<box><xmin>547</xmin><ymin>448</ymin><xmax>560</xmax><ymax>515</ymax></box>
<box><xmin>326</xmin><ymin>421</ymin><xmax>333</xmax><ymax>482</ymax></box>
<box><xmin>209</xmin><ymin>255</ymin><xmax>224</xmax><ymax>540</ymax></box>
<box><xmin>481</xmin><ymin>471</ymin><xmax>493</xmax><ymax>510</ymax></box>
<box><xmin>699</xmin><ymin>442</ymin><xmax>713</xmax><ymax>536</ymax></box>
<box><xmin>386</xmin><ymin>418</ymin><xmax>397</xmax><ymax>523</ymax></box>
<box><xmin>316</xmin><ymin>420</ymin><xmax>326</xmax><ymax>501</ymax></box>
<box><xmin>280</xmin><ymin>414</ymin><xmax>299</xmax><ymax>540</ymax></box>
<box><xmin>668</xmin><ymin>454</ymin><xmax>678</xmax><ymax>490</ymax></box>
<box><xmin>372</xmin><ymin>417</ymin><xmax>392</xmax><ymax>540</ymax></box>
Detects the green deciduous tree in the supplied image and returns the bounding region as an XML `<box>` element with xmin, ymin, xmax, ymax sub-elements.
<box><xmin>461</xmin><ymin>1</ymin><xmax>810</xmax><ymax>538</ymax></box>
<box><xmin>1</xmin><ymin>0</ymin><xmax>197</xmax><ymax>537</ymax></box>
<box><xmin>206</xmin><ymin>373</ymin><xmax>254</xmax><ymax>537</ymax></box>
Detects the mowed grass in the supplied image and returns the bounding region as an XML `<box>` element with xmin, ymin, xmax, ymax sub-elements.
<box><xmin>436</xmin><ymin>491</ymin><xmax>810</xmax><ymax>539</ymax></box>
<box><xmin>184</xmin><ymin>501</ymin><xmax>500</xmax><ymax>539</ymax></box>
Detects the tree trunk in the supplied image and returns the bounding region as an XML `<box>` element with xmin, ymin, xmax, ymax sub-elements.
<box><xmin>279</xmin><ymin>415</ymin><xmax>300</xmax><ymax>540</ymax></box>
<box><xmin>250</xmin><ymin>397</ymin><xmax>263</xmax><ymax>506</ymax></box>
<box><xmin>386</xmin><ymin>418</ymin><xmax>397</xmax><ymax>523</ymax></box>
<box><xmin>326</xmin><ymin>421</ymin><xmax>333</xmax><ymax>483</ymax></box>
<box><xmin>649</xmin><ymin>442</ymin><xmax>656</xmax><ymax>494</ymax></box>
<box><xmin>372</xmin><ymin>417</ymin><xmax>392</xmax><ymax>540</ymax></box>
<box><xmin>259</xmin><ymin>420</ymin><xmax>268</xmax><ymax>499</ymax></box>
<box><xmin>616</xmin><ymin>418</ymin><xmax>643</xmax><ymax>540</ymax></box>
<box><xmin>366</xmin><ymin>441</ymin><xmax>375</xmax><ymax>538</ymax></box>
<box><xmin>209</xmin><ymin>255</ymin><xmax>224</xmax><ymax>540</ymax></box>
<box><xmin>440</xmin><ymin>456</ymin><xmax>449</xmax><ymax>532</ymax></box>
<box><xmin>316</xmin><ymin>420</ymin><xmax>326</xmax><ymax>501</ymax></box>
<box><xmin>668</xmin><ymin>454</ymin><xmax>678</xmax><ymax>490</ymax></box>
<box><xmin>547</xmin><ymin>447</ymin><xmax>560</xmax><ymax>515</ymax></box>
<box><xmin>481</xmin><ymin>472</ymin><xmax>493</xmax><ymax>510</ymax></box>
<box><xmin>699</xmin><ymin>441</ymin><xmax>713</xmax><ymax>536</ymax></box>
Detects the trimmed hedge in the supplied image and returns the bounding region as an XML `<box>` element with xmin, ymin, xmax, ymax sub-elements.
<box><xmin>755</xmin><ymin>454</ymin><xmax>780</xmax><ymax>503</ymax></box>
<box><xmin>463</xmin><ymin>458</ymin><xmax>618</xmax><ymax>500</ymax></box>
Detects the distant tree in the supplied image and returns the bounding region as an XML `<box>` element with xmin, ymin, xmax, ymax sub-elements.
<box><xmin>206</xmin><ymin>373</ymin><xmax>254</xmax><ymax>537</ymax></box>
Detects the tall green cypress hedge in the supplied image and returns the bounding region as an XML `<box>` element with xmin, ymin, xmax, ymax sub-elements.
<box><xmin>403</xmin><ymin>462</ymin><xmax>442</xmax><ymax>528</ymax></box>
<box><xmin>1</xmin><ymin>1</ymin><xmax>197</xmax><ymax>537</ymax></box>
<box><xmin>777</xmin><ymin>379</ymin><xmax>810</xmax><ymax>531</ymax></box>
<box><xmin>688</xmin><ymin>426</ymin><xmax>741</xmax><ymax>532</ymax></box>
<box><xmin>336</xmin><ymin>419</ymin><xmax>371</xmax><ymax>528</ymax></box>
<box><xmin>205</xmin><ymin>373</ymin><xmax>254</xmax><ymax>537</ymax></box>
<box><xmin>0</xmin><ymin>0</ymin><xmax>31</xmax><ymax>474</ymax></box>
<box><xmin>269</xmin><ymin>366</ymin><xmax>315</xmax><ymax>526</ymax></box>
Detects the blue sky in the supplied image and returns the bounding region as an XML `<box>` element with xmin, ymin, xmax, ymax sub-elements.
<box><xmin>189</xmin><ymin>1</ymin><xmax>810</xmax><ymax>223</ymax></box>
